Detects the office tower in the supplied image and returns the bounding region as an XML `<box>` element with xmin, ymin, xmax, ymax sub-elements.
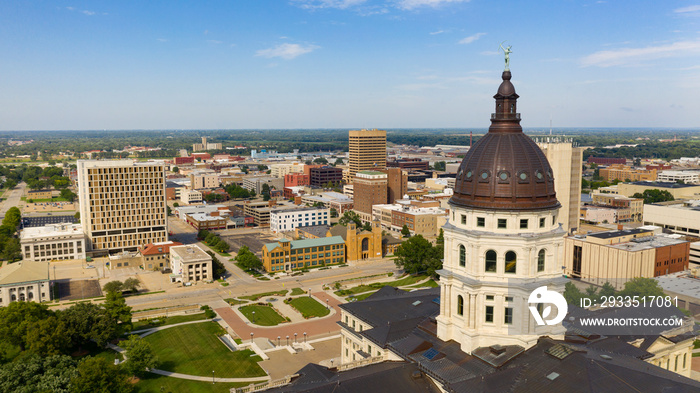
<box><xmin>537</xmin><ymin>139</ymin><xmax>584</xmax><ymax>233</ymax></box>
<box><xmin>346</xmin><ymin>129</ymin><xmax>386</xmax><ymax>183</ymax></box>
<box><xmin>353</xmin><ymin>171</ymin><xmax>388</xmax><ymax>222</ymax></box>
<box><xmin>77</xmin><ymin>160</ymin><xmax>168</xmax><ymax>254</ymax></box>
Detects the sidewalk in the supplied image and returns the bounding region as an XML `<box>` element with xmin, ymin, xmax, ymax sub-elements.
<box><xmin>149</xmin><ymin>369</ymin><xmax>270</xmax><ymax>383</ymax></box>
<box><xmin>215</xmin><ymin>292</ymin><xmax>342</xmax><ymax>341</ymax></box>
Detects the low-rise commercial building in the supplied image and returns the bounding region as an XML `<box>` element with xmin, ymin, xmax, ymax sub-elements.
<box><xmin>20</xmin><ymin>223</ymin><xmax>86</xmax><ymax>262</ymax></box>
<box><xmin>189</xmin><ymin>170</ymin><xmax>219</xmax><ymax>189</ymax></box>
<box><xmin>300</xmin><ymin>192</ymin><xmax>354</xmax><ymax>214</ymax></box>
<box><xmin>579</xmin><ymin>206</ymin><xmax>617</xmax><ymax>224</ymax></box>
<box><xmin>261</xmin><ymin>236</ymin><xmax>346</xmax><ymax>272</ymax></box>
<box><xmin>657</xmin><ymin>171</ymin><xmax>700</xmax><ymax>184</ymax></box>
<box><xmin>141</xmin><ymin>241</ymin><xmax>182</xmax><ymax>270</ymax></box>
<box><xmin>310</xmin><ymin>166</ymin><xmax>343</xmax><ymax>187</ymax></box>
<box><xmin>0</xmin><ymin>262</ymin><xmax>51</xmax><ymax>307</ymax></box>
<box><xmin>284</xmin><ymin>173</ymin><xmax>310</xmax><ymax>187</ymax></box>
<box><xmin>372</xmin><ymin>201</ymin><xmax>447</xmax><ymax>237</ymax></box>
<box><xmin>564</xmin><ymin>228</ymin><xmax>691</xmax><ymax>289</ymax></box>
<box><xmin>590</xmin><ymin>192</ymin><xmax>643</xmax><ymax>222</ymax></box>
<box><xmin>643</xmin><ymin>200</ymin><xmax>700</xmax><ymax>238</ymax></box>
<box><xmin>185</xmin><ymin>213</ymin><xmax>229</xmax><ymax>230</ymax></box>
<box><xmin>599</xmin><ymin>164</ymin><xmax>656</xmax><ymax>182</ymax></box>
<box><xmin>174</xmin><ymin>204</ymin><xmax>229</xmax><ymax>220</ymax></box>
<box><xmin>170</xmin><ymin>245</ymin><xmax>212</xmax><ymax>283</ymax></box>
<box><xmin>180</xmin><ymin>189</ymin><xmax>203</xmax><ymax>204</ymax></box>
<box><xmin>617</xmin><ymin>181</ymin><xmax>700</xmax><ymax>199</ymax></box>
<box><xmin>27</xmin><ymin>189</ymin><xmax>53</xmax><ymax>200</ymax></box>
<box><xmin>270</xmin><ymin>207</ymin><xmax>330</xmax><ymax>233</ymax></box>
<box><xmin>242</xmin><ymin>176</ymin><xmax>284</xmax><ymax>194</ymax></box>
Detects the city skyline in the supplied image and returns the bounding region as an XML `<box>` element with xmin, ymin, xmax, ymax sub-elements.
<box><xmin>2</xmin><ymin>1</ymin><xmax>700</xmax><ymax>130</ymax></box>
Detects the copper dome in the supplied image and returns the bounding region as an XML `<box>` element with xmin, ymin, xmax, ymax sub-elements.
<box><xmin>450</xmin><ymin>71</ymin><xmax>559</xmax><ymax>211</ymax></box>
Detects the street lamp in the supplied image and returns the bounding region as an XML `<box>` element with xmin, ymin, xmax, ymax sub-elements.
<box><xmin>294</xmin><ymin>333</ymin><xmax>297</xmax><ymax>343</ymax></box>
<box><xmin>308</xmin><ymin>288</ymin><xmax>311</xmax><ymax>297</ymax></box>
<box><xmin>303</xmin><ymin>332</ymin><xmax>307</xmax><ymax>343</ymax></box>
<box><xmin>286</xmin><ymin>335</ymin><xmax>289</xmax><ymax>346</ymax></box>
<box><xmin>252</xmin><ymin>311</ymin><xmax>255</xmax><ymax>324</ymax></box>
<box><xmin>250</xmin><ymin>332</ymin><xmax>254</xmax><ymax>343</ymax></box>
<box><xmin>212</xmin><ymin>370</ymin><xmax>215</xmax><ymax>384</ymax></box>
<box><xmin>277</xmin><ymin>336</ymin><xmax>281</xmax><ymax>347</ymax></box>
<box><xmin>326</xmin><ymin>299</ymin><xmax>329</xmax><ymax>309</ymax></box>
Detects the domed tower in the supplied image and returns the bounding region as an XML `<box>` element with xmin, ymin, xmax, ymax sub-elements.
<box><xmin>436</xmin><ymin>68</ymin><xmax>567</xmax><ymax>353</ymax></box>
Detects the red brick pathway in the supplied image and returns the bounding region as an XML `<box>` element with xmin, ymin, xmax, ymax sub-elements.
<box><xmin>215</xmin><ymin>292</ymin><xmax>341</xmax><ymax>341</ymax></box>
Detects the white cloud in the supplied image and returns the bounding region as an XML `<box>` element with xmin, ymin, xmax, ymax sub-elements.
<box><xmin>292</xmin><ymin>0</ymin><xmax>367</xmax><ymax>9</ymax></box>
<box><xmin>256</xmin><ymin>43</ymin><xmax>320</xmax><ymax>60</ymax></box>
<box><xmin>674</xmin><ymin>5</ymin><xmax>700</xmax><ymax>13</ymax></box>
<box><xmin>66</xmin><ymin>7</ymin><xmax>74</xmax><ymax>11</ymax></box>
<box><xmin>396</xmin><ymin>0</ymin><xmax>470</xmax><ymax>11</ymax></box>
<box><xmin>429</xmin><ymin>30</ymin><xmax>445</xmax><ymax>35</ymax></box>
<box><xmin>82</xmin><ymin>10</ymin><xmax>96</xmax><ymax>16</ymax></box>
<box><xmin>207</xmin><ymin>40</ymin><xmax>223</xmax><ymax>44</ymax></box>
<box><xmin>458</xmin><ymin>32</ymin><xmax>486</xmax><ymax>44</ymax></box>
<box><xmin>581</xmin><ymin>40</ymin><xmax>700</xmax><ymax>67</ymax></box>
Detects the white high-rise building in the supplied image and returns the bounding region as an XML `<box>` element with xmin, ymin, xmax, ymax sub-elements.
<box><xmin>77</xmin><ymin>160</ymin><xmax>168</xmax><ymax>254</ymax></box>
<box><xmin>436</xmin><ymin>70</ymin><xmax>567</xmax><ymax>353</ymax></box>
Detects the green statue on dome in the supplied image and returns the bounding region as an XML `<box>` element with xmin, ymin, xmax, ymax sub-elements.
<box><xmin>499</xmin><ymin>42</ymin><xmax>512</xmax><ymax>71</ymax></box>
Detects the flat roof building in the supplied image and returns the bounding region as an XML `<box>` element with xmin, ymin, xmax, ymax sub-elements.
<box><xmin>347</xmin><ymin>129</ymin><xmax>386</xmax><ymax>183</ymax></box>
<box><xmin>269</xmin><ymin>207</ymin><xmax>330</xmax><ymax>233</ymax></box>
<box><xmin>0</xmin><ymin>261</ymin><xmax>51</xmax><ymax>307</ymax></box>
<box><xmin>20</xmin><ymin>223</ymin><xmax>86</xmax><ymax>262</ymax></box>
<box><xmin>77</xmin><ymin>160</ymin><xmax>168</xmax><ymax>254</ymax></box>
<box><xmin>170</xmin><ymin>245</ymin><xmax>212</xmax><ymax>283</ymax></box>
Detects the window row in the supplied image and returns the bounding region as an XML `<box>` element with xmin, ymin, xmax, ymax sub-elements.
<box><xmin>458</xmin><ymin>214</ymin><xmax>556</xmax><ymax>229</ymax></box>
<box><xmin>458</xmin><ymin>246</ymin><xmax>546</xmax><ymax>273</ymax></box>
<box><xmin>456</xmin><ymin>296</ymin><xmax>514</xmax><ymax>324</ymax></box>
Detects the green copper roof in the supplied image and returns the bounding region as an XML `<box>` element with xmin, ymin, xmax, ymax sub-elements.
<box><xmin>263</xmin><ymin>236</ymin><xmax>345</xmax><ymax>252</ymax></box>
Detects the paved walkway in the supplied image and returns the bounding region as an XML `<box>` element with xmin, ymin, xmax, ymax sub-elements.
<box><xmin>131</xmin><ymin>318</ymin><xmax>216</xmax><ymax>337</ymax></box>
<box><xmin>215</xmin><ymin>292</ymin><xmax>342</xmax><ymax>341</ymax></box>
<box><xmin>149</xmin><ymin>369</ymin><xmax>270</xmax><ymax>383</ymax></box>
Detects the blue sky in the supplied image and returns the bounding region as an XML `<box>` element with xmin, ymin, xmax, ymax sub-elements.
<box><xmin>1</xmin><ymin>0</ymin><xmax>699</xmax><ymax>130</ymax></box>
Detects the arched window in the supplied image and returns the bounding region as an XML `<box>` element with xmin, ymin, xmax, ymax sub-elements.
<box><xmin>457</xmin><ymin>295</ymin><xmax>464</xmax><ymax>316</ymax></box>
<box><xmin>485</xmin><ymin>250</ymin><xmax>497</xmax><ymax>272</ymax></box>
<box><xmin>505</xmin><ymin>251</ymin><xmax>517</xmax><ymax>274</ymax></box>
<box><xmin>459</xmin><ymin>245</ymin><xmax>466</xmax><ymax>267</ymax></box>
<box><xmin>361</xmin><ymin>238</ymin><xmax>369</xmax><ymax>252</ymax></box>
<box><xmin>537</xmin><ymin>249</ymin><xmax>546</xmax><ymax>272</ymax></box>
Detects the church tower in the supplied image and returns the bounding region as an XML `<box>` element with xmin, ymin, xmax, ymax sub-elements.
<box><xmin>436</xmin><ymin>68</ymin><xmax>567</xmax><ymax>353</ymax></box>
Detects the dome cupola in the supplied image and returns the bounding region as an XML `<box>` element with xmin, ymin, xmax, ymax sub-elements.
<box><xmin>450</xmin><ymin>71</ymin><xmax>559</xmax><ymax>211</ymax></box>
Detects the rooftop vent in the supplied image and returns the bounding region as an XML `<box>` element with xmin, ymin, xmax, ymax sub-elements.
<box><xmin>546</xmin><ymin>372</ymin><xmax>560</xmax><ymax>381</ymax></box>
<box><xmin>412</xmin><ymin>300</ymin><xmax>422</xmax><ymax>306</ymax></box>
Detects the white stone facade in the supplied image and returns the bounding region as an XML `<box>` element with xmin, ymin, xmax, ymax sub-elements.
<box><xmin>20</xmin><ymin>223</ymin><xmax>87</xmax><ymax>262</ymax></box>
<box><xmin>269</xmin><ymin>207</ymin><xmax>330</xmax><ymax>233</ymax></box>
<box><xmin>436</xmin><ymin>205</ymin><xmax>567</xmax><ymax>353</ymax></box>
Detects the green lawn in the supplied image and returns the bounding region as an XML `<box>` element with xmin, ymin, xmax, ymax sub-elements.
<box><xmin>290</xmin><ymin>288</ymin><xmax>306</xmax><ymax>296</ymax></box>
<box><xmin>408</xmin><ymin>279</ymin><xmax>439</xmax><ymax>288</ymax></box>
<box><xmin>28</xmin><ymin>197</ymin><xmax>71</xmax><ymax>203</ymax></box>
<box><xmin>136</xmin><ymin>373</ymin><xmax>257</xmax><ymax>393</ymax></box>
<box><xmin>287</xmin><ymin>297</ymin><xmax>330</xmax><ymax>319</ymax></box>
<box><xmin>334</xmin><ymin>275</ymin><xmax>428</xmax><ymax>296</ymax></box>
<box><xmin>143</xmin><ymin>321</ymin><xmax>267</xmax><ymax>378</ymax></box>
<box><xmin>239</xmin><ymin>304</ymin><xmax>287</xmax><ymax>326</ymax></box>
<box><xmin>350</xmin><ymin>291</ymin><xmax>377</xmax><ymax>301</ymax></box>
<box><xmin>131</xmin><ymin>313</ymin><xmax>208</xmax><ymax>331</ymax></box>
<box><xmin>239</xmin><ymin>290</ymin><xmax>288</xmax><ymax>301</ymax></box>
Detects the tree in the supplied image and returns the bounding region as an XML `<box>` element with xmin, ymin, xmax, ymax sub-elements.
<box><xmin>59</xmin><ymin>302</ymin><xmax>106</xmax><ymax>350</ymax></box>
<box><xmin>25</xmin><ymin>315</ymin><xmax>70</xmax><ymax>356</ymax></box>
<box><xmin>338</xmin><ymin>211</ymin><xmax>362</xmax><ymax>227</ymax></box>
<box><xmin>362</xmin><ymin>222</ymin><xmax>373</xmax><ymax>232</ymax></box>
<box><xmin>236</xmin><ymin>246</ymin><xmax>262</xmax><ymax>271</ymax></box>
<box><xmin>563</xmin><ymin>281</ymin><xmax>584</xmax><ymax>305</ymax></box>
<box><xmin>121</xmin><ymin>335</ymin><xmax>159</xmax><ymax>378</ymax></box>
<box><xmin>313</xmin><ymin>157</ymin><xmax>328</xmax><ymax>165</ymax></box>
<box><xmin>173</xmin><ymin>202</ymin><xmax>179</xmax><ymax>208</ymax></box>
<box><xmin>599</xmin><ymin>282</ymin><xmax>616</xmax><ymax>298</ymax></box>
<box><xmin>172</xmin><ymin>166</ymin><xmax>179</xmax><ymax>173</ymax></box>
<box><xmin>617</xmin><ymin>277</ymin><xmax>665</xmax><ymax>298</ymax></box>
<box><xmin>123</xmin><ymin>277</ymin><xmax>141</xmax><ymax>293</ymax></box>
<box><xmin>60</xmin><ymin>188</ymin><xmax>77</xmax><ymax>202</ymax></box>
<box><xmin>4</xmin><ymin>180</ymin><xmax>16</xmax><ymax>189</ymax></box>
<box><xmin>103</xmin><ymin>291</ymin><xmax>132</xmax><ymax>334</ymax></box>
<box><xmin>401</xmin><ymin>224</ymin><xmax>411</xmax><ymax>238</ymax></box>
<box><xmin>261</xmin><ymin>183</ymin><xmax>271</xmax><ymax>201</ymax></box>
<box><xmin>206</xmin><ymin>251</ymin><xmax>227</xmax><ymax>279</ymax></box>
<box><xmin>74</xmin><ymin>212</ymin><xmax>80</xmax><ymax>223</ymax></box>
<box><xmin>433</xmin><ymin>161</ymin><xmax>446</xmax><ymax>171</ymax></box>
<box><xmin>103</xmin><ymin>280</ymin><xmax>124</xmax><ymax>294</ymax></box>
<box><xmin>330</xmin><ymin>208</ymin><xmax>338</xmax><ymax>218</ymax></box>
<box><xmin>435</xmin><ymin>229</ymin><xmax>444</xmax><ymax>258</ymax></box>
<box><xmin>1</xmin><ymin>238</ymin><xmax>21</xmax><ymax>262</ymax></box>
<box><xmin>334</xmin><ymin>157</ymin><xmax>344</xmax><ymax>166</ymax></box>
<box><xmin>0</xmin><ymin>301</ymin><xmax>52</xmax><ymax>351</ymax></box>
<box><xmin>393</xmin><ymin>235</ymin><xmax>442</xmax><ymax>277</ymax></box>
<box><xmin>197</xmin><ymin>229</ymin><xmax>211</xmax><ymax>240</ymax></box>
<box><xmin>70</xmin><ymin>357</ymin><xmax>133</xmax><ymax>393</ymax></box>
<box><xmin>0</xmin><ymin>354</ymin><xmax>76</xmax><ymax>393</ymax></box>
<box><xmin>632</xmin><ymin>189</ymin><xmax>675</xmax><ymax>204</ymax></box>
